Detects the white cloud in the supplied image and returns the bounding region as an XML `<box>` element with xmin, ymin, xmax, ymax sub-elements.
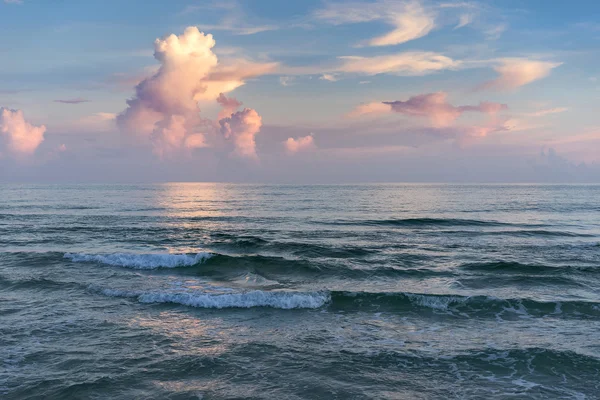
<box><xmin>479</xmin><ymin>58</ymin><xmax>562</xmax><ymax>91</ymax></box>
<box><xmin>315</xmin><ymin>0</ymin><xmax>435</xmax><ymax>47</ymax></box>
<box><xmin>338</xmin><ymin>52</ymin><xmax>459</xmax><ymax>76</ymax></box>
<box><xmin>319</xmin><ymin>73</ymin><xmax>339</xmax><ymax>82</ymax></box>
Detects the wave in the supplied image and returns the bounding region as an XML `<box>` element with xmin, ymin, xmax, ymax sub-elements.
<box><xmin>91</xmin><ymin>284</ymin><xmax>600</xmax><ymax>318</ymax></box>
<box><xmin>460</xmin><ymin>261</ymin><xmax>599</xmax><ymax>275</ymax></box>
<box><xmin>326</xmin><ymin>217</ymin><xmax>526</xmax><ymax>228</ymax></box>
<box><xmin>93</xmin><ymin>287</ymin><xmax>330</xmax><ymax>309</ymax></box>
<box><xmin>329</xmin><ymin>291</ymin><xmax>600</xmax><ymax>318</ymax></box>
<box><xmin>200</xmin><ymin>253</ymin><xmax>452</xmax><ymax>280</ymax></box>
<box><xmin>64</xmin><ymin>252</ymin><xmax>213</xmax><ymax>269</ymax></box>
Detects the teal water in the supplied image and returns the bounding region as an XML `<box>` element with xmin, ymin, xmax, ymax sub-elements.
<box><xmin>1</xmin><ymin>184</ymin><xmax>599</xmax><ymax>399</ymax></box>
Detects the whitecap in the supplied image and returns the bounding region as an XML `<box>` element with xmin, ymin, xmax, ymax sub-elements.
<box><xmin>95</xmin><ymin>287</ymin><xmax>330</xmax><ymax>309</ymax></box>
<box><xmin>64</xmin><ymin>252</ymin><xmax>213</xmax><ymax>269</ymax></box>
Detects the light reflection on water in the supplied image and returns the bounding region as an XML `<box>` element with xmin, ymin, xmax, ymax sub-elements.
<box><xmin>0</xmin><ymin>184</ymin><xmax>599</xmax><ymax>398</ymax></box>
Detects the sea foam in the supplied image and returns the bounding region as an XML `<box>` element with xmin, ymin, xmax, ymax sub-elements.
<box><xmin>95</xmin><ymin>287</ymin><xmax>330</xmax><ymax>309</ymax></box>
<box><xmin>64</xmin><ymin>252</ymin><xmax>213</xmax><ymax>269</ymax></box>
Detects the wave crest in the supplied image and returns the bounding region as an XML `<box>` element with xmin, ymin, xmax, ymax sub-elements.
<box><xmin>94</xmin><ymin>287</ymin><xmax>330</xmax><ymax>309</ymax></box>
<box><xmin>64</xmin><ymin>252</ymin><xmax>213</xmax><ymax>269</ymax></box>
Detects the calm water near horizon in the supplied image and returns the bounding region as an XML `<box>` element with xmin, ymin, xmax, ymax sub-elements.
<box><xmin>1</xmin><ymin>183</ymin><xmax>599</xmax><ymax>399</ymax></box>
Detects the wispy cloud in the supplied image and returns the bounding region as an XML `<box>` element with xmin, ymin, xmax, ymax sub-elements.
<box><xmin>54</xmin><ymin>98</ymin><xmax>90</xmax><ymax>104</ymax></box>
<box><xmin>279</xmin><ymin>76</ymin><xmax>295</xmax><ymax>87</ymax></box>
<box><xmin>3</xmin><ymin>0</ymin><xmax>23</xmax><ymax>4</ymax></box>
<box><xmin>524</xmin><ymin>107</ymin><xmax>568</xmax><ymax>117</ymax></box>
<box><xmin>478</xmin><ymin>58</ymin><xmax>562</xmax><ymax>91</ymax></box>
<box><xmin>184</xmin><ymin>0</ymin><xmax>278</xmax><ymax>35</ymax></box>
<box><xmin>337</xmin><ymin>52</ymin><xmax>459</xmax><ymax>76</ymax></box>
<box><xmin>315</xmin><ymin>0</ymin><xmax>435</xmax><ymax>47</ymax></box>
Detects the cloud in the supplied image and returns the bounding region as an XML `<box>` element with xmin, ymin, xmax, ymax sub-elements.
<box><xmin>337</xmin><ymin>52</ymin><xmax>459</xmax><ymax>76</ymax></box>
<box><xmin>117</xmin><ymin>27</ymin><xmax>272</xmax><ymax>158</ymax></box>
<box><xmin>455</xmin><ymin>13</ymin><xmax>474</xmax><ymax>29</ymax></box>
<box><xmin>151</xmin><ymin>115</ymin><xmax>206</xmax><ymax>158</ymax></box>
<box><xmin>381</xmin><ymin>92</ymin><xmax>507</xmax><ymax>127</ymax></box>
<box><xmin>54</xmin><ymin>98</ymin><xmax>90</xmax><ymax>104</ymax></box>
<box><xmin>0</xmin><ymin>108</ymin><xmax>46</xmax><ymax>156</ymax></box>
<box><xmin>184</xmin><ymin>1</ymin><xmax>278</xmax><ymax>35</ymax></box>
<box><xmin>315</xmin><ymin>0</ymin><xmax>435</xmax><ymax>47</ymax></box>
<box><xmin>285</xmin><ymin>135</ymin><xmax>315</xmax><ymax>153</ymax></box>
<box><xmin>479</xmin><ymin>58</ymin><xmax>562</xmax><ymax>91</ymax></box>
<box><xmin>484</xmin><ymin>24</ymin><xmax>506</xmax><ymax>40</ymax></box>
<box><xmin>348</xmin><ymin>102</ymin><xmax>392</xmax><ymax>118</ymax></box>
<box><xmin>216</xmin><ymin>92</ymin><xmax>243</xmax><ymax>120</ymax></box>
<box><xmin>219</xmin><ymin>108</ymin><xmax>262</xmax><ymax>159</ymax></box>
<box><xmin>524</xmin><ymin>107</ymin><xmax>568</xmax><ymax>117</ymax></box>
<box><xmin>3</xmin><ymin>0</ymin><xmax>23</xmax><ymax>4</ymax></box>
<box><xmin>279</xmin><ymin>76</ymin><xmax>295</xmax><ymax>87</ymax></box>
<box><xmin>319</xmin><ymin>73</ymin><xmax>339</xmax><ymax>82</ymax></box>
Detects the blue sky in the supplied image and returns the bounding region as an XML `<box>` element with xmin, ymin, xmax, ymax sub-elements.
<box><xmin>0</xmin><ymin>0</ymin><xmax>599</xmax><ymax>182</ymax></box>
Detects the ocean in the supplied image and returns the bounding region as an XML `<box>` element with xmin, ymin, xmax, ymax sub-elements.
<box><xmin>1</xmin><ymin>183</ymin><xmax>599</xmax><ymax>399</ymax></box>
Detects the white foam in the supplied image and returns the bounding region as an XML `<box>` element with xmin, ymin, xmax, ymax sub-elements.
<box><xmin>64</xmin><ymin>252</ymin><xmax>213</xmax><ymax>269</ymax></box>
<box><xmin>97</xmin><ymin>287</ymin><xmax>330</xmax><ymax>309</ymax></box>
<box><xmin>405</xmin><ymin>293</ymin><xmax>467</xmax><ymax>310</ymax></box>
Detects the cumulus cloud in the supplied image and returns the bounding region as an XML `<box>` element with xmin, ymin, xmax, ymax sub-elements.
<box><xmin>479</xmin><ymin>58</ymin><xmax>562</xmax><ymax>91</ymax></box>
<box><xmin>382</xmin><ymin>92</ymin><xmax>507</xmax><ymax>127</ymax></box>
<box><xmin>338</xmin><ymin>52</ymin><xmax>459</xmax><ymax>76</ymax></box>
<box><xmin>54</xmin><ymin>98</ymin><xmax>90</xmax><ymax>104</ymax></box>
<box><xmin>0</xmin><ymin>108</ymin><xmax>46</xmax><ymax>156</ymax></box>
<box><xmin>315</xmin><ymin>0</ymin><xmax>435</xmax><ymax>47</ymax></box>
<box><xmin>285</xmin><ymin>135</ymin><xmax>315</xmax><ymax>153</ymax></box>
<box><xmin>219</xmin><ymin>108</ymin><xmax>262</xmax><ymax>159</ymax></box>
<box><xmin>117</xmin><ymin>27</ymin><xmax>272</xmax><ymax>158</ymax></box>
<box><xmin>216</xmin><ymin>92</ymin><xmax>242</xmax><ymax>120</ymax></box>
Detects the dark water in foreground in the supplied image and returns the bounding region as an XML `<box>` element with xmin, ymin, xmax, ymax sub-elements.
<box><xmin>1</xmin><ymin>184</ymin><xmax>599</xmax><ymax>399</ymax></box>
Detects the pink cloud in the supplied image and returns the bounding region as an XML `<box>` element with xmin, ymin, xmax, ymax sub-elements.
<box><xmin>347</xmin><ymin>102</ymin><xmax>392</xmax><ymax>118</ymax></box>
<box><xmin>382</xmin><ymin>92</ymin><xmax>507</xmax><ymax>127</ymax></box>
<box><xmin>0</xmin><ymin>108</ymin><xmax>46</xmax><ymax>156</ymax></box>
<box><xmin>216</xmin><ymin>93</ymin><xmax>242</xmax><ymax>120</ymax></box>
<box><xmin>479</xmin><ymin>58</ymin><xmax>562</xmax><ymax>91</ymax></box>
<box><xmin>285</xmin><ymin>135</ymin><xmax>315</xmax><ymax>153</ymax></box>
<box><xmin>219</xmin><ymin>108</ymin><xmax>263</xmax><ymax>159</ymax></box>
<box><xmin>117</xmin><ymin>27</ymin><xmax>272</xmax><ymax>158</ymax></box>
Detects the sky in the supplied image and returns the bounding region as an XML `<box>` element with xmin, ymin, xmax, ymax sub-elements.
<box><xmin>0</xmin><ymin>0</ymin><xmax>599</xmax><ymax>183</ymax></box>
